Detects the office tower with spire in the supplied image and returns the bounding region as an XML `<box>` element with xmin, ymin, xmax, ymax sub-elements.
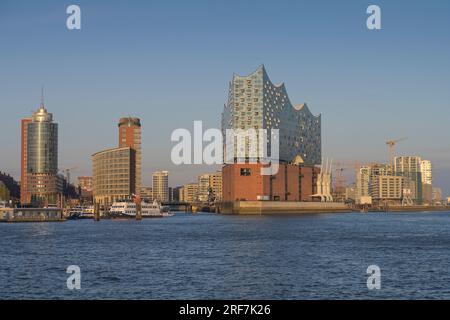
<box><xmin>22</xmin><ymin>91</ymin><xmax>62</xmax><ymax>206</ymax></box>
<box><xmin>118</xmin><ymin>117</ymin><xmax>141</xmax><ymax>195</ymax></box>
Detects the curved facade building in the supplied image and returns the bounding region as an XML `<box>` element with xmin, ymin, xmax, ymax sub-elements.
<box><xmin>92</xmin><ymin>147</ymin><xmax>136</xmax><ymax>205</ymax></box>
<box><xmin>25</xmin><ymin>105</ymin><xmax>62</xmax><ymax>206</ymax></box>
<box><xmin>27</xmin><ymin>107</ymin><xmax>58</xmax><ymax>174</ymax></box>
<box><xmin>222</xmin><ymin>65</ymin><xmax>321</xmax><ymax>165</ymax></box>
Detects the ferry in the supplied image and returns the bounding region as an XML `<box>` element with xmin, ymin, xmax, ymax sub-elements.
<box><xmin>109</xmin><ymin>200</ymin><xmax>173</xmax><ymax>218</ymax></box>
<box><xmin>68</xmin><ymin>205</ymin><xmax>95</xmax><ymax>219</ymax></box>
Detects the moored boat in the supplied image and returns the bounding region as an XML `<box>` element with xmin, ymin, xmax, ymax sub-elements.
<box><xmin>108</xmin><ymin>200</ymin><xmax>172</xmax><ymax>218</ymax></box>
<box><xmin>68</xmin><ymin>205</ymin><xmax>95</xmax><ymax>219</ymax></box>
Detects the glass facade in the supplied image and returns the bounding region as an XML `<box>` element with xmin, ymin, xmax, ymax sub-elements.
<box><xmin>25</xmin><ymin>106</ymin><xmax>61</xmax><ymax>207</ymax></box>
<box><xmin>222</xmin><ymin>65</ymin><xmax>321</xmax><ymax>165</ymax></box>
<box><xmin>394</xmin><ymin>156</ymin><xmax>423</xmax><ymax>204</ymax></box>
<box><xmin>92</xmin><ymin>147</ymin><xmax>136</xmax><ymax>205</ymax></box>
<box><xmin>27</xmin><ymin>122</ymin><xmax>58</xmax><ymax>174</ymax></box>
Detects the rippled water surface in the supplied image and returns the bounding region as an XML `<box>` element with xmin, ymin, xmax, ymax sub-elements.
<box><xmin>1</xmin><ymin>211</ymin><xmax>450</xmax><ymax>299</ymax></box>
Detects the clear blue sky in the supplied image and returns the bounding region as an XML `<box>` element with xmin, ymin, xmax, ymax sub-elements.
<box><xmin>1</xmin><ymin>0</ymin><xmax>449</xmax><ymax>194</ymax></box>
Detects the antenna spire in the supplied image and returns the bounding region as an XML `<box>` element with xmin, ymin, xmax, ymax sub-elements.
<box><xmin>40</xmin><ymin>85</ymin><xmax>45</xmax><ymax>108</ymax></box>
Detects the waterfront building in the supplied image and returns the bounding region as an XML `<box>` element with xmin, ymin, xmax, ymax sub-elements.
<box><xmin>355</xmin><ymin>166</ymin><xmax>370</xmax><ymax>203</ymax></box>
<box><xmin>354</xmin><ymin>164</ymin><xmax>395</xmax><ymax>205</ymax></box>
<box><xmin>92</xmin><ymin>147</ymin><xmax>136</xmax><ymax>205</ymax></box>
<box><xmin>24</xmin><ymin>104</ymin><xmax>62</xmax><ymax>207</ymax></box>
<box><xmin>172</xmin><ymin>186</ymin><xmax>182</xmax><ymax>202</ymax></box>
<box><xmin>447</xmin><ymin>197</ymin><xmax>450</xmax><ymax>206</ymax></box>
<box><xmin>152</xmin><ymin>171</ymin><xmax>169</xmax><ymax>202</ymax></box>
<box><xmin>78</xmin><ymin>176</ymin><xmax>93</xmax><ymax>192</ymax></box>
<box><xmin>168</xmin><ymin>187</ymin><xmax>174</xmax><ymax>202</ymax></box>
<box><xmin>368</xmin><ymin>164</ymin><xmax>393</xmax><ymax>200</ymax></box>
<box><xmin>180</xmin><ymin>183</ymin><xmax>199</xmax><ymax>203</ymax></box>
<box><xmin>419</xmin><ymin>158</ymin><xmax>435</xmax><ymax>202</ymax></box>
<box><xmin>77</xmin><ymin>176</ymin><xmax>93</xmax><ymax>203</ymax></box>
<box><xmin>221</xmin><ymin>66</ymin><xmax>322</xmax><ymax>204</ymax></box>
<box><xmin>194</xmin><ymin>172</ymin><xmax>223</xmax><ymax>202</ymax></box>
<box><xmin>141</xmin><ymin>186</ymin><xmax>153</xmax><ymax>202</ymax></box>
<box><xmin>118</xmin><ymin>117</ymin><xmax>141</xmax><ymax>195</ymax></box>
<box><xmin>222</xmin><ymin>163</ymin><xmax>319</xmax><ymax>202</ymax></box>
<box><xmin>222</xmin><ymin>65</ymin><xmax>321</xmax><ymax>165</ymax></box>
<box><xmin>420</xmin><ymin>160</ymin><xmax>432</xmax><ymax>185</ymax></box>
<box><xmin>371</xmin><ymin>175</ymin><xmax>404</xmax><ymax>205</ymax></box>
<box><xmin>370</xmin><ymin>163</ymin><xmax>393</xmax><ymax>177</ymax></box>
<box><xmin>422</xmin><ymin>183</ymin><xmax>433</xmax><ymax>205</ymax></box>
<box><xmin>345</xmin><ymin>186</ymin><xmax>357</xmax><ymax>202</ymax></box>
<box><xmin>209</xmin><ymin>172</ymin><xmax>223</xmax><ymax>201</ymax></box>
<box><xmin>432</xmin><ymin>187</ymin><xmax>442</xmax><ymax>204</ymax></box>
<box><xmin>197</xmin><ymin>174</ymin><xmax>211</xmax><ymax>202</ymax></box>
<box><xmin>395</xmin><ymin>156</ymin><xmax>423</xmax><ymax>204</ymax></box>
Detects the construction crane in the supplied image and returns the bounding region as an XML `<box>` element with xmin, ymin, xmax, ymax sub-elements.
<box><xmin>386</xmin><ymin>137</ymin><xmax>407</xmax><ymax>168</ymax></box>
<box><xmin>332</xmin><ymin>163</ymin><xmax>347</xmax><ymax>191</ymax></box>
<box><xmin>61</xmin><ymin>167</ymin><xmax>78</xmax><ymax>185</ymax></box>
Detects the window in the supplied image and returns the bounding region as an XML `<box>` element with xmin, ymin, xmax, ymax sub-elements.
<box><xmin>240</xmin><ymin>168</ymin><xmax>251</xmax><ymax>176</ymax></box>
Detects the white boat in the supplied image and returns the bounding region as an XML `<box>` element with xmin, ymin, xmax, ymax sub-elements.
<box><xmin>81</xmin><ymin>205</ymin><xmax>95</xmax><ymax>218</ymax></box>
<box><xmin>109</xmin><ymin>200</ymin><xmax>172</xmax><ymax>218</ymax></box>
<box><xmin>68</xmin><ymin>205</ymin><xmax>95</xmax><ymax>219</ymax></box>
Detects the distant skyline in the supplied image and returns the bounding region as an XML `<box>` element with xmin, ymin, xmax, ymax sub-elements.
<box><xmin>0</xmin><ymin>0</ymin><xmax>449</xmax><ymax>194</ymax></box>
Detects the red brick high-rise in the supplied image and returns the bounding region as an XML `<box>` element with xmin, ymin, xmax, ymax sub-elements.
<box><xmin>118</xmin><ymin>117</ymin><xmax>141</xmax><ymax>195</ymax></box>
<box><xmin>20</xmin><ymin>118</ymin><xmax>32</xmax><ymax>204</ymax></box>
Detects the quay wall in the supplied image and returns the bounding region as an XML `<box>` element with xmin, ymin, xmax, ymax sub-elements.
<box><xmin>370</xmin><ymin>205</ymin><xmax>450</xmax><ymax>213</ymax></box>
<box><xmin>220</xmin><ymin>201</ymin><xmax>350</xmax><ymax>215</ymax></box>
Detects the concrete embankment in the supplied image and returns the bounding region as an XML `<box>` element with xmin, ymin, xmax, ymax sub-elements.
<box><xmin>370</xmin><ymin>205</ymin><xmax>450</xmax><ymax>213</ymax></box>
<box><xmin>0</xmin><ymin>208</ymin><xmax>65</xmax><ymax>223</ymax></box>
<box><xmin>220</xmin><ymin>201</ymin><xmax>350</xmax><ymax>215</ymax></box>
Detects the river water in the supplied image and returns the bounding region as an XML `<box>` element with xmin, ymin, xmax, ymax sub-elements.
<box><xmin>1</xmin><ymin>211</ymin><xmax>450</xmax><ymax>299</ymax></box>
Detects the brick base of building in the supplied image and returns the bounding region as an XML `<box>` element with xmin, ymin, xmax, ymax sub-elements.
<box><xmin>222</xmin><ymin>163</ymin><xmax>320</xmax><ymax>202</ymax></box>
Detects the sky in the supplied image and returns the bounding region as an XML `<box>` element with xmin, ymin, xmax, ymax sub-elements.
<box><xmin>0</xmin><ymin>0</ymin><xmax>449</xmax><ymax>194</ymax></box>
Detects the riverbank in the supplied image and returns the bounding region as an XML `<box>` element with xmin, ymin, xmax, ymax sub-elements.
<box><xmin>219</xmin><ymin>201</ymin><xmax>450</xmax><ymax>215</ymax></box>
<box><xmin>0</xmin><ymin>218</ymin><xmax>66</xmax><ymax>223</ymax></box>
<box><xmin>220</xmin><ymin>201</ymin><xmax>350</xmax><ymax>215</ymax></box>
<box><xmin>369</xmin><ymin>205</ymin><xmax>450</xmax><ymax>213</ymax></box>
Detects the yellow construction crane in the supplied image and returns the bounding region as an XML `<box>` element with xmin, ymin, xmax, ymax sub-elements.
<box><xmin>386</xmin><ymin>137</ymin><xmax>407</xmax><ymax>167</ymax></box>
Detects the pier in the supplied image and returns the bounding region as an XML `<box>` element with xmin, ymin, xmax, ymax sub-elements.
<box><xmin>0</xmin><ymin>207</ymin><xmax>65</xmax><ymax>222</ymax></box>
<box><xmin>161</xmin><ymin>201</ymin><xmax>193</xmax><ymax>212</ymax></box>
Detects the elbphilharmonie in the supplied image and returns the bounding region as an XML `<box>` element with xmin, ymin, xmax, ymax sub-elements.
<box><xmin>222</xmin><ymin>65</ymin><xmax>321</xmax><ymax>165</ymax></box>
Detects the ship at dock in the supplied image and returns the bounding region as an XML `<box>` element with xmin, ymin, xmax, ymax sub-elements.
<box><xmin>68</xmin><ymin>205</ymin><xmax>95</xmax><ymax>220</ymax></box>
<box><xmin>107</xmin><ymin>200</ymin><xmax>173</xmax><ymax>219</ymax></box>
